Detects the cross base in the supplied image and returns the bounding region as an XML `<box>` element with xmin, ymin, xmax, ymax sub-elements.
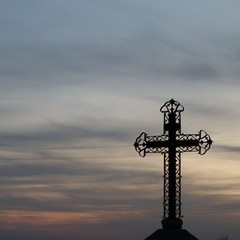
<box><xmin>161</xmin><ymin>218</ymin><xmax>183</xmax><ymax>229</ymax></box>
<box><xmin>144</xmin><ymin>229</ymin><xmax>199</xmax><ymax>240</ymax></box>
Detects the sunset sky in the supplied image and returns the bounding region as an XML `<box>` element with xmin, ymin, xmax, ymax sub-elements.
<box><xmin>0</xmin><ymin>1</ymin><xmax>240</xmax><ymax>239</ymax></box>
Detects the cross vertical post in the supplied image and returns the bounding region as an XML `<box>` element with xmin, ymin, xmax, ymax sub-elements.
<box><xmin>134</xmin><ymin>99</ymin><xmax>212</xmax><ymax>229</ymax></box>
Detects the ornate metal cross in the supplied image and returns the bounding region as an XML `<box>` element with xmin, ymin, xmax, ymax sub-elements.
<box><xmin>134</xmin><ymin>99</ymin><xmax>212</xmax><ymax>229</ymax></box>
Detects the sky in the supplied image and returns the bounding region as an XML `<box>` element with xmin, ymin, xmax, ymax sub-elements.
<box><xmin>0</xmin><ymin>0</ymin><xmax>240</xmax><ymax>239</ymax></box>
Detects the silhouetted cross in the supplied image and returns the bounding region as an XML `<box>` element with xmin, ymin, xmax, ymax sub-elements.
<box><xmin>134</xmin><ymin>99</ymin><xmax>212</xmax><ymax>229</ymax></box>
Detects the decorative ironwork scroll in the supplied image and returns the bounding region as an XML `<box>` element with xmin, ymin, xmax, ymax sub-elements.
<box><xmin>134</xmin><ymin>99</ymin><xmax>212</xmax><ymax>229</ymax></box>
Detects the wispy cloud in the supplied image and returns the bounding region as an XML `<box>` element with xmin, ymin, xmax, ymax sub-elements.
<box><xmin>0</xmin><ymin>1</ymin><xmax>240</xmax><ymax>239</ymax></box>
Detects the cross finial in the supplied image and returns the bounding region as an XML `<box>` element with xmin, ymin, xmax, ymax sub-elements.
<box><xmin>160</xmin><ymin>99</ymin><xmax>184</xmax><ymax>113</ymax></box>
<box><xmin>134</xmin><ymin>99</ymin><xmax>212</xmax><ymax>229</ymax></box>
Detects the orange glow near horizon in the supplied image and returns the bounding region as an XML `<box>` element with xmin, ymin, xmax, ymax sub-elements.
<box><xmin>0</xmin><ymin>208</ymin><xmax>149</xmax><ymax>229</ymax></box>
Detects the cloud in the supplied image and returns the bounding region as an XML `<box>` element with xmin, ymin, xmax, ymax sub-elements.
<box><xmin>0</xmin><ymin>35</ymin><xmax>222</xmax><ymax>86</ymax></box>
<box><xmin>1</xmin><ymin>1</ymin><xmax>238</xmax><ymax>90</ymax></box>
<box><xmin>214</xmin><ymin>144</ymin><xmax>240</xmax><ymax>153</ymax></box>
<box><xmin>176</xmin><ymin>62</ymin><xmax>218</xmax><ymax>80</ymax></box>
<box><xmin>0</xmin><ymin>121</ymin><xmax>132</xmax><ymax>148</ymax></box>
<box><xmin>1</xmin><ymin>1</ymin><xmax>240</xmax><ymax>239</ymax></box>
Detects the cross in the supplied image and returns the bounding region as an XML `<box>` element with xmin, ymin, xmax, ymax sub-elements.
<box><xmin>134</xmin><ymin>99</ymin><xmax>212</xmax><ymax>229</ymax></box>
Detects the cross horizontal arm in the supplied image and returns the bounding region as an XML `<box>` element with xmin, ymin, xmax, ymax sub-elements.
<box><xmin>134</xmin><ymin>130</ymin><xmax>212</xmax><ymax>157</ymax></box>
<box><xmin>134</xmin><ymin>132</ymin><xmax>168</xmax><ymax>157</ymax></box>
<box><xmin>146</xmin><ymin>139</ymin><xmax>199</xmax><ymax>148</ymax></box>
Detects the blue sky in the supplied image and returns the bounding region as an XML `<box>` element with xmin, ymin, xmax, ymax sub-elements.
<box><xmin>0</xmin><ymin>1</ymin><xmax>240</xmax><ymax>239</ymax></box>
